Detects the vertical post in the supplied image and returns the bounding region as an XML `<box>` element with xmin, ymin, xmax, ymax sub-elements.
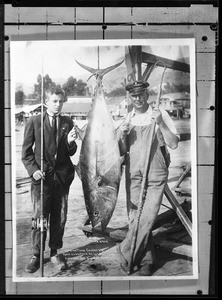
<box><xmin>97</xmin><ymin>46</ymin><xmax>100</xmax><ymax>70</ymax></box>
<box><xmin>133</xmin><ymin>46</ymin><xmax>142</xmax><ymax>82</ymax></box>
<box><xmin>40</xmin><ymin>58</ymin><xmax>44</xmax><ymax>277</ymax></box>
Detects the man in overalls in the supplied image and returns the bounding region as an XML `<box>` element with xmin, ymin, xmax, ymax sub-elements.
<box><xmin>117</xmin><ymin>81</ymin><xmax>180</xmax><ymax>276</ymax></box>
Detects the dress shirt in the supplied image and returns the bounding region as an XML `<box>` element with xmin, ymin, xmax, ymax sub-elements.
<box><xmin>47</xmin><ymin>111</ymin><xmax>60</xmax><ymax>127</ymax></box>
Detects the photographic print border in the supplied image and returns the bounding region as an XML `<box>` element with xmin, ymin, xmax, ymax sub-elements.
<box><xmin>10</xmin><ymin>38</ymin><xmax>197</xmax><ymax>282</ymax></box>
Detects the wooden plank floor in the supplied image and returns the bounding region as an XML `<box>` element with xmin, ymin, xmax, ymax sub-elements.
<box><xmin>15</xmin><ymin>211</ymin><xmax>193</xmax><ymax>279</ymax></box>
<box><xmin>14</xmin><ymin>119</ymin><xmax>194</xmax><ymax>279</ymax></box>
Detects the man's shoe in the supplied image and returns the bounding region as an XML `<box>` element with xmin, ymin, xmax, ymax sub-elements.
<box><xmin>116</xmin><ymin>244</ymin><xmax>129</xmax><ymax>274</ymax></box>
<box><xmin>50</xmin><ymin>254</ymin><xmax>66</xmax><ymax>270</ymax></box>
<box><xmin>138</xmin><ymin>264</ymin><xmax>153</xmax><ymax>276</ymax></box>
<box><xmin>25</xmin><ymin>256</ymin><xmax>40</xmax><ymax>273</ymax></box>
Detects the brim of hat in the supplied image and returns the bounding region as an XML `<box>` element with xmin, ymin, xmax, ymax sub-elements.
<box><xmin>126</xmin><ymin>81</ymin><xmax>149</xmax><ymax>92</ymax></box>
<box><xmin>129</xmin><ymin>88</ymin><xmax>148</xmax><ymax>96</ymax></box>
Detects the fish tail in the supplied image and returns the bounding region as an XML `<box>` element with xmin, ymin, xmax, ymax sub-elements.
<box><xmin>75</xmin><ymin>59</ymin><xmax>124</xmax><ymax>81</ymax></box>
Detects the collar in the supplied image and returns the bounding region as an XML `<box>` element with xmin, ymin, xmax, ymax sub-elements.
<box><xmin>130</xmin><ymin>105</ymin><xmax>152</xmax><ymax>117</ymax></box>
<box><xmin>47</xmin><ymin>110</ymin><xmax>60</xmax><ymax>118</ymax></box>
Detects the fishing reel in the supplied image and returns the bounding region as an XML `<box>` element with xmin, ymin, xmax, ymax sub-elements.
<box><xmin>32</xmin><ymin>217</ymin><xmax>48</xmax><ymax>231</ymax></box>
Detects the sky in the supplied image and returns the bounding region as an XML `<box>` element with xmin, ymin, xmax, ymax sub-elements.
<box><xmin>10</xmin><ymin>39</ymin><xmax>193</xmax><ymax>95</ymax></box>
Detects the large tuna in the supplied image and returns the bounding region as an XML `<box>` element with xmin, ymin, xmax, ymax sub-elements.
<box><xmin>77</xmin><ymin>59</ymin><xmax>123</xmax><ymax>231</ymax></box>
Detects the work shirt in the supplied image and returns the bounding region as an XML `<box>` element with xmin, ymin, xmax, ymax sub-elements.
<box><xmin>129</xmin><ymin>105</ymin><xmax>179</xmax><ymax>139</ymax></box>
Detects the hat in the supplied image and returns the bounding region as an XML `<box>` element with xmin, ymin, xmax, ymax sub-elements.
<box><xmin>125</xmin><ymin>81</ymin><xmax>149</xmax><ymax>96</ymax></box>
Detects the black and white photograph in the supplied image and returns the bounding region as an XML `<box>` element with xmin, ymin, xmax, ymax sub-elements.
<box><xmin>11</xmin><ymin>38</ymin><xmax>197</xmax><ymax>281</ymax></box>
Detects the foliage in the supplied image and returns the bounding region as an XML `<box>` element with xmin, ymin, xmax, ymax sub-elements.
<box><xmin>149</xmin><ymin>81</ymin><xmax>190</xmax><ymax>95</ymax></box>
<box><xmin>106</xmin><ymin>86</ymin><xmax>126</xmax><ymax>98</ymax></box>
<box><xmin>27</xmin><ymin>74</ymin><xmax>88</xmax><ymax>103</ymax></box>
<box><xmin>162</xmin><ymin>82</ymin><xmax>190</xmax><ymax>94</ymax></box>
<box><xmin>15</xmin><ymin>86</ymin><xmax>26</xmax><ymax>105</ymax></box>
<box><xmin>32</xmin><ymin>74</ymin><xmax>60</xmax><ymax>102</ymax></box>
<box><xmin>76</xmin><ymin>79</ymin><xmax>88</xmax><ymax>96</ymax></box>
<box><xmin>62</xmin><ymin>76</ymin><xmax>77</xmax><ymax>97</ymax></box>
<box><xmin>62</xmin><ymin>76</ymin><xmax>88</xmax><ymax>97</ymax></box>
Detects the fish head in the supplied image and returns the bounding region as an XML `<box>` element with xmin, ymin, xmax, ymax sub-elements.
<box><xmin>88</xmin><ymin>186</ymin><xmax>118</xmax><ymax>231</ymax></box>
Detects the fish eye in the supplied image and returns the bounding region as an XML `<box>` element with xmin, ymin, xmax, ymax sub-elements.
<box><xmin>97</xmin><ymin>176</ymin><xmax>102</xmax><ymax>187</ymax></box>
<box><xmin>93</xmin><ymin>211</ymin><xmax>99</xmax><ymax>216</ymax></box>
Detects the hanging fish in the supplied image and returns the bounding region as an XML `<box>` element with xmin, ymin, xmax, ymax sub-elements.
<box><xmin>76</xmin><ymin>58</ymin><xmax>124</xmax><ymax>231</ymax></box>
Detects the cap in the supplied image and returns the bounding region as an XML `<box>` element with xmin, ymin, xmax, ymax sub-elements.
<box><xmin>126</xmin><ymin>81</ymin><xmax>149</xmax><ymax>96</ymax></box>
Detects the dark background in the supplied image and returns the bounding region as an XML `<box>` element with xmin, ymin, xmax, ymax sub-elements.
<box><xmin>0</xmin><ymin>0</ymin><xmax>218</xmax><ymax>297</ymax></box>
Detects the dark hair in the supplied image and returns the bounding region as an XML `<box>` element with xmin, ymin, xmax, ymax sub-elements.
<box><xmin>46</xmin><ymin>86</ymin><xmax>65</xmax><ymax>96</ymax></box>
<box><xmin>45</xmin><ymin>86</ymin><xmax>66</xmax><ymax>101</ymax></box>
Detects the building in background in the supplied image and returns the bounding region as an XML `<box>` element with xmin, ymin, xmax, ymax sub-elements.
<box><xmin>160</xmin><ymin>92</ymin><xmax>190</xmax><ymax>119</ymax></box>
<box><xmin>61</xmin><ymin>96</ymin><xmax>92</xmax><ymax>120</ymax></box>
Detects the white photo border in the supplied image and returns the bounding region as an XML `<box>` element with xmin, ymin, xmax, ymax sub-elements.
<box><xmin>11</xmin><ymin>38</ymin><xmax>198</xmax><ymax>282</ymax></box>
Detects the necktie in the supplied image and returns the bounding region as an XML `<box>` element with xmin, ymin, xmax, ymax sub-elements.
<box><xmin>52</xmin><ymin>116</ymin><xmax>57</xmax><ymax>145</ymax></box>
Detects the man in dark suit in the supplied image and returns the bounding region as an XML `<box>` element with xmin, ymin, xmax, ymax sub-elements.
<box><xmin>22</xmin><ymin>86</ymin><xmax>78</xmax><ymax>273</ymax></box>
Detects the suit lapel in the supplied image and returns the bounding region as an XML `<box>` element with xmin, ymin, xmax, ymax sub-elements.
<box><xmin>43</xmin><ymin>112</ymin><xmax>52</xmax><ymax>137</ymax></box>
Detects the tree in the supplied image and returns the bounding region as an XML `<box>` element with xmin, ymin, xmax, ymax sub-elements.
<box><xmin>62</xmin><ymin>76</ymin><xmax>77</xmax><ymax>97</ymax></box>
<box><xmin>107</xmin><ymin>87</ymin><xmax>126</xmax><ymax>98</ymax></box>
<box><xmin>33</xmin><ymin>74</ymin><xmax>57</xmax><ymax>102</ymax></box>
<box><xmin>76</xmin><ymin>79</ymin><xmax>87</xmax><ymax>96</ymax></box>
<box><xmin>15</xmin><ymin>86</ymin><xmax>26</xmax><ymax>105</ymax></box>
<box><xmin>161</xmin><ymin>81</ymin><xmax>190</xmax><ymax>95</ymax></box>
<box><xmin>62</xmin><ymin>77</ymin><xmax>88</xmax><ymax>97</ymax></box>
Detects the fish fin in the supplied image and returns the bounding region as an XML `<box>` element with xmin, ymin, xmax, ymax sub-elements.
<box><xmin>83</xmin><ymin>215</ymin><xmax>91</xmax><ymax>226</ymax></box>
<box><xmin>82</xmin><ymin>216</ymin><xmax>93</xmax><ymax>237</ymax></box>
<box><xmin>120</xmin><ymin>156</ymin><xmax>125</xmax><ymax>165</ymax></box>
<box><xmin>76</xmin><ymin>126</ymin><xmax>86</xmax><ymax>140</ymax></box>
<box><xmin>87</xmin><ymin>74</ymin><xmax>96</xmax><ymax>81</ymax></box>
<box><xmin>74</xmin><ymin>163</ymin><xmax>82</xmax><ymax>180</ymax></box>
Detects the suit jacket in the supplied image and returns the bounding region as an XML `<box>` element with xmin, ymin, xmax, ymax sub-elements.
<box><xmin>22</xmin><ymin>112</ymin><xmax>77</xmax><ymax>188</ymax></box>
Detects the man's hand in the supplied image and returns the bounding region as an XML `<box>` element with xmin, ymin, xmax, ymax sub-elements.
<box><xmin>120</xmin><ymin>121</ymin><xmax>130</xmax><ymax>138</ymax></box>
<box><xmin>67</xmin><ymin>126</ymin><xmax>78</xmax><ymax>145</ymax></box>
<box><xmin>33</xmin><ymin>170</ymin><xmax>45</xmax><ymax>181</ymax></box>
<box><xmin>152</xmin><ymin>108</ymin><xmax>163</xmax><ymax>125</ymax></box>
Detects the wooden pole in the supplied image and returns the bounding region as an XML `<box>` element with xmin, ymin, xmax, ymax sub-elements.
<box><xmin>173</xmin><ymin>162</ymin><xmax>191</xmax><ymax>190</ymax></box>
<box><xmin>40</xmin><ymin>58</ymin><xmax>44</xmax><ymax>277</ymax></box>
<box><xmin>128</xmin><ymin>64</ymin><xmax>166</xmax><ymax>274</ymax></box>
<box><xmin>97</xmin><ymin>46</ymin><xmax>100</xmax><ymax>70</ymax></box>
<box><xmin>164</xmin><ymin>184</ymin><xmax>192</xmax><ymax>237</ymax></box>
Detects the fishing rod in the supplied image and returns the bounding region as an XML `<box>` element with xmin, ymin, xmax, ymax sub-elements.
<box><xmin>97</xmin><ymin>46</ymin><xmax>100</xmax><ymax>70</ymax></box>
<box><xmin>128</xmin><ymin>61</ymin><xmax>166</xmax><ymax>275</ymax></box>
<box><xmin>40</xmin><ymin>57</ymin><xmax>45</xmax><ymax>277</ymax></box>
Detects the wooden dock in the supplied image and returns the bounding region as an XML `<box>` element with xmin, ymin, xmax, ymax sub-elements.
<box><xmin>14</xmin><ymin>121</ymin><xmax>194</xmax><ymax>279</ymax></box>
<box><xmin>80</xmin><ymin>198</ymin><xmax>192</xmax><ymax>258</ymax></box>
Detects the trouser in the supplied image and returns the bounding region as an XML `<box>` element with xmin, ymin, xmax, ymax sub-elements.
<box><xmin>120</xmin><ymin>128</ymin><xmax>169</xmax><ymax>270</ymax></box>
<box><xmin>30</xmin><ymin>177</ymin><xmax>69</xmax><ymax>256</ymax></box>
